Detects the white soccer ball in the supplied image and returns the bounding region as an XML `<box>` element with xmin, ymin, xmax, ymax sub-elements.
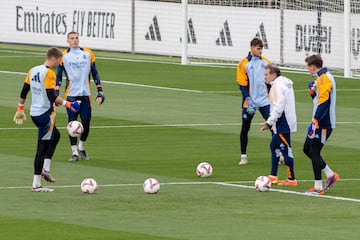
<box><xmin>255</xmin><ymin>176</ymin><xmax>271</xmax><ymax>192</ymax></box>
<box><xmin>196</xmin><ymin>162</ymin><xmax>213</xmax><ymax>178</ymax></box>
<box><xmin>81</xmin><ymin>178</ymin><xmax>98</xmax><ymax>194</ymax></box>
<box><xmin>143</xmin><ymin>178</ymin><xmax>160</xmax><ymax>194</ymax></box>
<box><xmin>66</xmin><ymin>120</ymin><xmax>84</xmax><ymax>137</ymax></box>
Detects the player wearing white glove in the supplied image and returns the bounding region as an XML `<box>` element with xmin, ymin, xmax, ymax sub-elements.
<box><xmin>14</xmin><ymin>48</ymin><xmax>80</xmax><ymax>192</ymax></box>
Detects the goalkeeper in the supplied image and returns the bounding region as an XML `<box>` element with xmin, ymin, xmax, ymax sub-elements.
<box><xmin>56</xmin><ymin>31</ymin><xmax>105</xmax><ymax>162</ymax></box>
<box><xmin>13</xmin><ymin>47</ymin><xmax>80</xmax><ymax>192</ymax></box>
<box><xmin>303</xmin><ymin>54</ymin><xmax>339</xmax><ymax>195</ymax></box>
<box><xmin>236</xmin><ymin>37</ymin><xmax>271</xmax><ymax>165</ymax></box>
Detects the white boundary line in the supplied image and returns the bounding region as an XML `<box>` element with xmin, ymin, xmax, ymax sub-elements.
<box><xmin>215</xmin><ymin>182</ymin><xmax>360</xmax><ymax>203</ymax></box>
<box><xmin>0</xmin><ymin>181</ymin><xmax>359</xmax><ymax>203</ymax></box>
<box><xmin>101</xmin><ymin>80</ymin><xmax>202</xmax><ymax>93</ymax></box>
<box><xmin>1</xmin><ymin>121</ymin><xmax>360</xmax><ymax>131</ymax></box>
<box><xmin>0</xmin><ymin>70</ymin><xmax>202</xmax><ymax>93</ymax></box>
<box><xmin>1</xmin><ymin>69</ymin><xmax>359</xmax><ymax>94</ymax></box>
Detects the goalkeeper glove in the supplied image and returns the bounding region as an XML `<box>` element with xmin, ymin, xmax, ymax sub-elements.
<box><xmin>307</xmin><ymin>118</ymin><xmax>319</xmax><ymax>139</ymax></box>
<box><xmin>96</xmin><ymin>90</ymin><xmax>105</xmax><ymax>105</ymax></box>
<box><xmin>245</xmin><ymin>97</ymin><xmax>256</xmax><ymax>115</ymax></box>
<box><xmin>13</xmin><ymin>104</ymin><xmax>26</xmax><ymax>125</ymax></box>
<box><xmin>308</xmin><ymin>81</ymin><xmax>317</xmax><ymax>99</ymax></box>
<box><xmin>63</xmin><ymin>101</ymin><xmax>80</xmax><ymax>112</ymax></box>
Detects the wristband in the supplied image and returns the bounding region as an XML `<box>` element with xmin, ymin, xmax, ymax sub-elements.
<box><xmin>17</xmin><ymin>103</ymin><xmax>24</xmax><ymax>111</ymax></box>
<box><xmin>62</xmin><ymin>100</ymin><xmax>68</xmax><ymax>106</ymax></box>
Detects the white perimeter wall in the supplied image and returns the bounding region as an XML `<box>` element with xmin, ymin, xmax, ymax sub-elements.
<box><xmin>1</xmin><ymin>0</ymin><xmax>359</xmax><ymax>69</ymax></box>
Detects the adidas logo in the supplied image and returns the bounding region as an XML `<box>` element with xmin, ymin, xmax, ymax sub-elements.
<box><xmin>255</xmin><ymin>22</ymin><xmax>269</xmax><ymax>49</ymax></box>
<box><xmin>145</xmin><ymin>16</ymin><xmax>161</xmax><ymax>41</ymax></box>
<box><xmin>216</xmin><ymin>20</ymin><xmax>233</xmax><ymax>46</ymax></box>
<box><xmin>180</xmin><ymin>18</ymin><xmax>197</xmax><ymax>44</ymax></box>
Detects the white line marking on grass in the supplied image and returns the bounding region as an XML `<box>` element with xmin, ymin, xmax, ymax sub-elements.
<box><xmin>0</xmin><ymin>70</ymin><xmax>26</xmax><ymax>75</ymax></box>
<box><xmin>2</xmin><ymin>121</ymin><xmax>360</xmax><ymax>131</ymax></box>
<box><xmin>101</xmin><ymin>80</ymin><xmax>203</xmax><ymax>93</ymax></box>
<box><xmin>1</xmin><ymin>181</ymin><xmax>359</xmax><ymax>203</ymax></box>
<box><xmin>214</xmin><ymin>182</ymin><xmax>360</xmax><ymax>203</ymax></box>
<box><xmin>1</xmin><ymin>69</ymin><xmax>359</xmax><ymax>94</ymax></box>
<box><xmin>0</xmin><ymin>70</ymin><xmax>202</xmax><ymax>93</ymax></box>
<box><xmin>0</xmin><ymin>50</ymin><xmax>44</xmax><ymax>55</ymax></box>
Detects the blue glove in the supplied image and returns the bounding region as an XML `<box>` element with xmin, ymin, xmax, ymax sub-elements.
<box><xmin>245</xmin><ymin>97</ymin><xmax>256</xmax><ymax>114</ymax></box>
<box><xmin>307</xmin><ymin>119</ymin><xmax>319</xmax><ymax>139</ymax></box>
<box><xmin>308</xmin><ymin>81</ymin><xmax>317</xmax><ymax>99</ymax></box>
<box><xmin>65</xmin><ymin>101</ymin><xmax>80</xmax><ymax>112</ymax></box>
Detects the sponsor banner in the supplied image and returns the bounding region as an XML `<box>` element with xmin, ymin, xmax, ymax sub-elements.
<box><xmin>135</xmin><ymin>1</ymin><xmax>280</xmax><ymax>62</ymax></box>
<box><xmin>351</xmin><ymin>14</ymin><xmax>360</xmax><ymax>65</ymax></box>
<box><xmin>284</xmin><ymin>10</ymin><xmax>339</xmax><ymax>68</ymax></box>
<box><xmin>0</xmin><ymin>0</ymin><xmax>132</xmax><ymax>51</ymax></box>
<box><xmin>284</xmin><ymin>10</ymin><xmax>360</xmax><ymax>69</ymax></box>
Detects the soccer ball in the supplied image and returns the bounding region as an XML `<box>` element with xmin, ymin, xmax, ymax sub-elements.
<box><xmin>81</xmin><ymin>178</ymin><xmax>98</xmax><ymax>194</ymax></box>
<box><xmin>66</xmin><ymin>120</ymin><xmax>83</xmax><ymax>137</ymax></box>
<box><xmin>143</xmin><ymin>178</ymin><xmax>160</xmax><ymax>194</ymax></box>
<box><xmin>255</xmin><ymin>176</ymin><xmax>271</xmax><ymax>192</ymax></box>
<box><xmin>196</xmin><ymin>162</ymin><xmax>213</xmax><ymax>178</ymax></box>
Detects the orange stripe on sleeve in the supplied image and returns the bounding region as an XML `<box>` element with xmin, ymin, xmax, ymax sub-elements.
<box><xmin>84</xmin><ymin>48</ymin><xmax>96</xmax><ymax>64</ymax></box>
<box><xmin>44</xmin><ymin>69</ymin><xmax>56</xmax><ymax>89</ymax></box>
<box><xmin>24</xmin><ymin>71</ymin><xmax>30</xmax><ymax>84</ymax></box>
<box><xmin>317</xmin><ymin>75</ymin><xmax>332</xmax><ymax>105</ymax></box>
<box><xmin>236</xmin><ymin>58</ymin><xmax>249</xmax><ymax>86</ymax></box>
<box><xmin>262</xmin><ymin>56</ymin><xmax>271</xmax><ymax>64</ymax></box>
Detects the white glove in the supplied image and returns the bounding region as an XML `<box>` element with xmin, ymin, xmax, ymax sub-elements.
<box><xmin>13</xmin><ymin>107</ymin><xmax>26</xmax><ymax>125</ymax></box>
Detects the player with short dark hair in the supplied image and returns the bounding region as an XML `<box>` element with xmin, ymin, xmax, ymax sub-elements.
<box><xmin>236</xmin><ymin>37</ymin><xmax>271</xmax><ymax>165</ymax></box>
<box><xmin>303</xmin><ymin>54</ymin><xmax>339</xmax><ymax>195</ymax></box>
<box><xmin>261</xmin><ymin>64</ymin><xmax>297</xmax><ymax>186</ymax></box>
<box><xmin>14</xmin><ymin>47</ymin><xmax>80</xmax><ymax>192</ymax></box>
<box><xmin>56</xmin><ymin>31</ymin><xmax>105</xmax><ymax>162</ymax></box>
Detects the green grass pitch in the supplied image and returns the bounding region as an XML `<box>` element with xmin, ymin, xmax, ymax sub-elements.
<box><xmin>0</xmin><ymin>44</ymin><xmax>359</xmax><ymax>239</ymax></box>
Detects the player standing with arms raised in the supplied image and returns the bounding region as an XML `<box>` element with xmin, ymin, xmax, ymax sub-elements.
<box><xmin>13</xmin><ymin>48</ymin><xmax>80</xmax><ymax>192</ymax></box>
<box><xmin>303</xmin><ymin>54</ymin><xmax>339</xmax><ymax>195</ymax></box>
<box><xmin>260</xmin><ymin>64</ymin><xmax>297</xmax><ymax>186</ymax></box>
<box><xmin>236</xmin><ymin>37</ymin><xmax>271</xmax><ymax>165</ymax></box>
<box><xmin>56</xmin><ymin>32</ymin><xmax>105</xmax><ymax>162</ymax></box>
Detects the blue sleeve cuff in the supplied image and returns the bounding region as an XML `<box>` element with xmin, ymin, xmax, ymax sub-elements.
<box><xmin>239</xmin><ymin>85</ymin><xmax>249</xmax><ymax>99</ymax></box>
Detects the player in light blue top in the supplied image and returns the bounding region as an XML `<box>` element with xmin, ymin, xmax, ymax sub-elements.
<box><xmin>14</xmin><ymin>48</ymin><xmax>80</xmax><ymax>192</ymax></box>
<box><xmin>56</xmin><ymin>31</ymin><xmax>105</xmax><ymax>162</ymax></box>
<box><xmin>236</xmin><ymin>38</ymin><xmax>271</xmax><ymax>165</ymax></box>
<box><xmin>303</xmin><ymin>54</ymin><xmax>339</xmax><ymax>195</ymax></box>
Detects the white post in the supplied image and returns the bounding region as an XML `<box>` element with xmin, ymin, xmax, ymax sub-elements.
<box><xmin>344</xmin><ymin>0</ymin><xmax>352</xmax><ymax>78</ymax></box>
<box><xmin>181</xmin><ymin>0</ymin><xmax>188</xmax><ymax>65</ymax></box>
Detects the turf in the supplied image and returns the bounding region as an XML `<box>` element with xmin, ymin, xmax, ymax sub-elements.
<box><xmin>0</xmin><ymin>44</ymin><xmax>359</xmax><ymax>239</ymax></box>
